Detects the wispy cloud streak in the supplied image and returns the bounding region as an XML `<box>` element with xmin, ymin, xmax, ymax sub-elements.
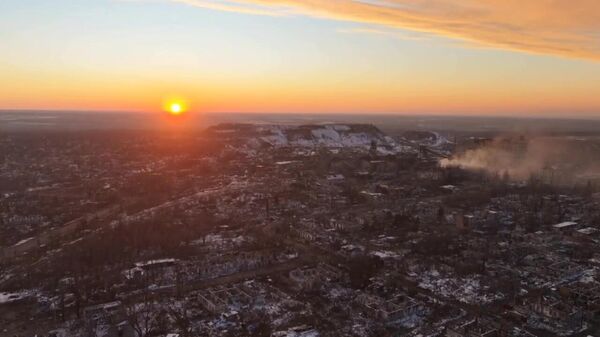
<box><xmin>162</xmin><ymin>0</ymin><xmax>600</xmax><ymax>61</ymax></box>
<box><xmin>337</xmin><ymin>26</ymin><xmax>430</xmax><ymax>41</ymax></box>
<box><xmin>167</xmin><ymin>0</ymin><xmax>289</xmax><ymax>16</ymax></box>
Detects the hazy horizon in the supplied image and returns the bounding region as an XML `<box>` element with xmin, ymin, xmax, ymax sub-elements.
<box><xmin>4</xmin><ymin>109</ymin><xmax>600</xmax><ymax>120</ymax></box>
<box><xmin>4</xmin><ymin>110</ymin><xmax>600</xmax><ymax>135</ymax></box>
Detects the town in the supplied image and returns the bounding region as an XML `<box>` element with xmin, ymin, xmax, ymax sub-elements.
<box><xmin>1</xmin><ymin>122</ymin><xmax>600</xmax><ymax>337</ymax></box>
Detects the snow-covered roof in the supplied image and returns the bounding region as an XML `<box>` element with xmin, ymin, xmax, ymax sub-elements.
<box><xmin>326</xmin><ymin>174</ymin><xmax>344</xmax><ymax>181</ymax></box>
<box><xmin>0</xmin><ymin>291</ymin><xmax>32</xmax><ymax>304</ymax></box>
<box><xmin>577</xmin><ymin>227</ymin><xmax>598</xmax><ymax>235</ymax></box>
<box><xmin>13</xmin><ymin>237</ymin><xmax>34</xmax><ymax>247</ymax></box>
<box><xmin>553</xmin><ymin>221</ymin><xmax>577</xmax><ymax>229</ymax></box>
<box><xmin>135</xmin><ymin>258</ymin><xmax>177</xmax><ymax>268</ymax></box>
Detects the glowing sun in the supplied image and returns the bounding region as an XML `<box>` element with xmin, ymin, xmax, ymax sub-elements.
<box><xmin>169</xmin><ymin>103</ymin><xmax>183</xmax><ymax>115</ymax></box>
<box><xmin>163</xmin><ymin>99</ymin><xmax>188</xmax><ymax>116</ymax></box>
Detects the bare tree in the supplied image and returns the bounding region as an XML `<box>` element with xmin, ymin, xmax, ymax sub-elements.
<box><xmin>166</xmin><ymin>300</ymin><xmax>196</xmax><ymax>337</ymax></box>
<box><xmin>125</xmin><ymin>297</ymin><xmax>161</xmax><ymax>337</ymax></box>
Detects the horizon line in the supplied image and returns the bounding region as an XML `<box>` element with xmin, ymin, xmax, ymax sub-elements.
<box><xmin>2</xmin><ymin>109</ymin><xmax>600</xmax><ymax>121</ymax></box>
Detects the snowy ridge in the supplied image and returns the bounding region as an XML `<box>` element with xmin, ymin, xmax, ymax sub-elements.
<box><xmin>259</xmin><ymin>125</ymin><xmax>392</xmax><ymax>148</ymax></box>
<box><xmin>207</xmin><ymin>123</ymin><xmax>417</xmax><ymax>153</ymax></box>
<box><xmin>401</xmin><ymin>130</ymin><xmax>453</xmax><ymax>149</ymax></box>
<box><xmin>428</xmin><ymin>132</ymin><xmax>452</xmax><ymax>147</ymax></box>
<box><xmin>257</xmin><ymin>124</ymin><xmax>391</xmax><ymax>149</ymax></box>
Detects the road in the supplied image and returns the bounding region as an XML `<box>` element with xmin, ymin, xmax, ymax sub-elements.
<box><xmin>0</xmin><ymin>205</ymin><xmax>119</xmax><ymax>261</ymax></box>
<box><xmin>1</xmin><ymin>181</ymin><xmax>256</xmax><ymax>262</ymax></box>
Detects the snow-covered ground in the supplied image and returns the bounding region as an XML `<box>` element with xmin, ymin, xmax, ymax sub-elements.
<box><xmin>0</xmin><ymin>290</ymin><xmax>33</xmax><ymax>304</ymax></box>
<box><xmin>417</xmin><ymin>269</ymin><xmax>504</xmax><ymax>305</ymax></box>
<box><xmin>250</xmin><ymin>125</ymin><xmax>407</xmax><ymax>153</ymax></box>
<box><xmin>258</xmin><ymin>125</ymin><xmax>390</xmax><ymax>148</ymax></box>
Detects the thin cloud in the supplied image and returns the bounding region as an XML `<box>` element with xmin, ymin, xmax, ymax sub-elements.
<box><xmin>337</xmin><ymin>26</ymin><xmax>430</xmax><ymax>41</ymax></box>
<box><xmin>168</xmin><ymin>0</ymin><xmax>289</xmax><ymax>16</ymax></box>
<box><xmin>161</xmin><ymin>0</ymin><xmax>600</xmax><ymax>61</ymax></box>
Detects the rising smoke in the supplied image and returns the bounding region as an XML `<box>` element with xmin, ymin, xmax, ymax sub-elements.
<box><xmin>440</xmin><ymin>135</ymin><xmax>600</xmax><ymax>184</ymax></box>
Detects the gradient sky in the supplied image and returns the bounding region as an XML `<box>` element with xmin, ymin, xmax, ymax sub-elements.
<box><xmin>1</xmin><ymin>0</ymin><xmax>600</xmax><ymax>117</ymax></box>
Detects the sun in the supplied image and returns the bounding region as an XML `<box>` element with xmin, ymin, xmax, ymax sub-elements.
<box><xmin>163</xmin><ymin>99</ymin><xmax>188</xmax><ymax>116</ymax></box>
<box><xmin>169</xmin><ymin>103</ymin><xmax>183</xmax><ymax>115</ymax></box>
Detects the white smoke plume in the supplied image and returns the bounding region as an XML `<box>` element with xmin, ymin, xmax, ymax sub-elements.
<box><xmin>440</xmin><ymin>135</ymin><xmax>600</xmax><ymax>183</ymax></box>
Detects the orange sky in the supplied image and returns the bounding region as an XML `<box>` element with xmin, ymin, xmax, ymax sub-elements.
<box><xmin>1</xmin><ymin>0</ymin><xmax>600</xmax><ymax>117</ymax></box>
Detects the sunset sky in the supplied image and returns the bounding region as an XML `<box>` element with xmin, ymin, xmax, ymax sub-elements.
<box><xmin>2</xmin><ymin>0</ymin><xmax>600</xmax><ymax>117</ymax></box>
